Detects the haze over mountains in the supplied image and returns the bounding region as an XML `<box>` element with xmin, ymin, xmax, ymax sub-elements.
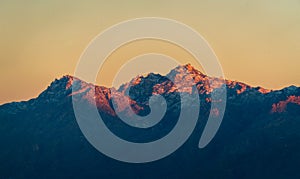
<box><xmin>0</xmin><ymin>64</ymin><xmax>300</xmax><ymax>178</ymax></box>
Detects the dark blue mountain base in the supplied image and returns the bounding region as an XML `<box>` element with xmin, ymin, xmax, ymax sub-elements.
<box><xmin>0</xmin><ymin>65</ymin><xmax>300</xmax><ymax>178</ymax></box>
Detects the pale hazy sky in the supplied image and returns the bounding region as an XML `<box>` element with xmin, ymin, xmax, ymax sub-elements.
<box><xmin>0</xmin><ymin>0</ymin><xmax>300</xmax><ymax>104</ymax></box>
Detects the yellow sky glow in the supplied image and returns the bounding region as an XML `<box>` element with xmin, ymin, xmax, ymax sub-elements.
<box><xmin>0</xmin><ymin>0</ymin><xmax>300</xmax><ymax>104</ymax></box>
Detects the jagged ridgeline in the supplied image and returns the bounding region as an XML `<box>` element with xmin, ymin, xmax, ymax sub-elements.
<box><xmin>0</xmin><ymin>64</ymin><xmax>300</xmax><ymax>178</ymax></box>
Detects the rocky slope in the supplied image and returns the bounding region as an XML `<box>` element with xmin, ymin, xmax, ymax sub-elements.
<box><xmin>0</xmin><ymin>64</ymin><xmax>300</xmax><ymax>178</ymax></box>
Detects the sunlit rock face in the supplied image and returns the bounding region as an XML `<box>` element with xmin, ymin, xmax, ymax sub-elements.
<box><xmin>0</xmin><ymin>64</ymin><xmax>300</xmax><ymax>178</ymax></box>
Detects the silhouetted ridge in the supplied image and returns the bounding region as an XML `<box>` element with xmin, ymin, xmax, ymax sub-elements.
<box><xmin>0</xmin><ymin>64</ymin><xmax>300</xmax><ymax>178</ymax></box>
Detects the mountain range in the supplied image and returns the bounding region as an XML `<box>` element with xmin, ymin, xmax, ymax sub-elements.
<box><xmin>0</xmin><ymin>64</ymin><xmax>300</xmax><ymax>178</ymax></box>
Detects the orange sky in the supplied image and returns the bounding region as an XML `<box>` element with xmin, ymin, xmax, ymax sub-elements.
<box><xmin>0</xmin><ymin>0</ymin><xmax>300</xmax><ymax>104</ymax></box>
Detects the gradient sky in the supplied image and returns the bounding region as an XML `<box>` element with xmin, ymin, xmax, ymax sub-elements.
<box><xmin>0</xmin><ymin>0</ymin><xmax>300</xmax><ymax>104</ymax></box>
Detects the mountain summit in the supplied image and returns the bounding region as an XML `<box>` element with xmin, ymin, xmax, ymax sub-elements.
<box><xmin>0</xmin><ymin>64</ymin><xmax>300</xmax><ymax>178</ymax></box>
